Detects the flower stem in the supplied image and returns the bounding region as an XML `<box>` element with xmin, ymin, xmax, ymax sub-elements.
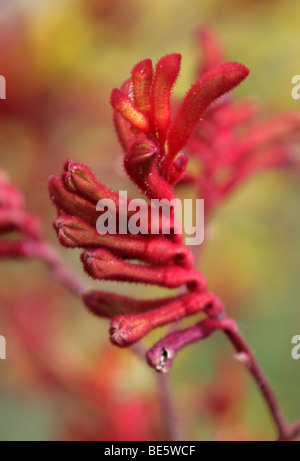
<box><xmin>26</xmin><ymin>241</ymin><xmax>88</xmax><ymax>296</ymax></box>
<box><xmin>157</xmin><ymin>373</ymin><xmax>182</xmax><ymax>441</ymax></box>
<box><xmin>223</xmin><ymin>320</ymin><xmax>288</xmax><ymax>439</ymax></box>
<box><xmin>131</xmin><ymin>342</ymin><xmax>182</xmax><ymax>441</ymax></box>
<box><xmin>285</xmin><ymin>420</ymin><xmax>300</xmax><ymax>441</ymax></box>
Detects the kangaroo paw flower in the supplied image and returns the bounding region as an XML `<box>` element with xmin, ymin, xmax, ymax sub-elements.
<box><xmin>146</xmin><ymin>317</ymin><xmax>235</xmax><ymax>373</ymax></box>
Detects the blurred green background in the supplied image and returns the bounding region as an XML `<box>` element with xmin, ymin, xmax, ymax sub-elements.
<box><xmin>0</xmin><ymin>0</ymin><xmax>300</xmax><ymax>441</ymax></box>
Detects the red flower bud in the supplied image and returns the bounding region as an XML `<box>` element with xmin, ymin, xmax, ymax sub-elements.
<box><xmin>54</xmin><ymin>215</ymin><xmax>193</xmax><ymax>268</ymax></box>
<box><xmin>150</xmin><ymin>54</ymin><xmax>181</xmax><ymax>146</ymax></box>
<box><xmin>111</xmin><ymin>88</ymin><xmax>151</xmax><ymax>133</ymax></box>
<box><xmin>146</xmin><ymin>317</ymin><xmax>235</xmax><ymax>373</ymax></box>
<box><xmin>62</xmin><ymin>160</ymin><xmax>121</xmax><ymax>205</ymax></box>
<box><xmin>167</xmin><ymin>152</ymin><xmax>189</xmax><ymax>186</ymax></box>
<box><xmin>83</xmin><ymin>290</ymin><xmax>187</xmax><ymax>317</ymax></box>
<box><xmin>132</xmin><ymin>59</ymin><xmax>153</xmax><ymax>116</ymax></box>
<box><xmin>81</xmin><ymin>248</ymin><xmax>206</xmax><ymax>291</ymax></box>
<box><xmin>166</xmin><ymin>62</ymin><xmax>250</xmax><ymax>167</ymax></box>
<box><xmin>110</xmin><ymin>292</ymin><xmax>223</xmax><ymax>347</ymax></box>
<box><xmin>124</xmin><ymin>139</ymin><xmax>175</xmax><ymax>201</ymax></box>
<box><xmin>48</xmin><ymin>176</ymin><xmax>100</xmax><ymax>226</ymax></box>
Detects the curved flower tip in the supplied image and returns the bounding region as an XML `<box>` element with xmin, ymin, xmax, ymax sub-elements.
<box><xmin>110</xmin><ymin>316</ymin><xmax>151</xmax><ymax>348</ymax></box>
<box><xmin>131</xmin><ymin>58</ymin><xmax>153</xmax><ymax>116</ymax></box>
<box><xmin>151</xmin><ymin>53</ymin><xmax>181</xmax><ymax>145</ymax></box>
<box><xmin>146</xmin><ymin>343</ymin><xmax>176</xmax><ymax>373</ymax></box>
<box><xmin>146</xmin><ymin>318</ymin><xmax>235</xmax><ymax>373</ymax></box>
<box><xmin>110</xmin><ymin>88</ymin><xmax>151</xmax><ymax>133</ymax></box>
<box><xmin>166</xmin><ymin>62</ymin><xmax>250</xmax><ymax>165</ymax></box>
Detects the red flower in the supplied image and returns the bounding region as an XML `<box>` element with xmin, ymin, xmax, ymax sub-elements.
<box><xmin>49</xmin><ymin>29</ymin><xmax>300</xmax><ymax>371</ymax></box>
<box><xmin>49</xmin><ymin>50</ymin><xmax>248</xmax><ymax>356</ymax></box>
<box><xmin>111</xmin><ymin>54</ymin><xmax>249</xmax><ymax>200</ymax></box>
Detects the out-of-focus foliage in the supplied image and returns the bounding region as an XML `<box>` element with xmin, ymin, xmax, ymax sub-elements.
<box><xmin>0</xmin><ymin>0</ymin><xmax>300</xmax><ymax>441</ymax></box>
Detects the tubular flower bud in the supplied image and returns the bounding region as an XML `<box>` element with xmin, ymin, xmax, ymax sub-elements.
<box><xmin>54</xmin><ymin>215</ymin><xmax>193</xmax><ymax>268</ymax></box>
<box><xmin>81</xmin><ymin>248</ymin><xmax>206</xmax><ymax>292</ymax></box>
<box><xmin>146</xmin><ymin>318</ymin><xmax>235</xmax><ymax>373</ymax></box>
<box><xmin>109</xmin><ymin>293</ymin><xmax>223</xmax><ymax>347</ymax></box>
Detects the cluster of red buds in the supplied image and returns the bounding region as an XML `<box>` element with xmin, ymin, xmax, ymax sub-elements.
<box><xmin>0</xmin><ymin>169</ymin><xmax>41</xmax><ymax>260</ymax></box>
<box><xmin>49</xmin><ymin>27</ymin><xmax>300</xmax><ymax>373</ymax></box>
<box><xmin>49</xmin><ymin>159</ymin><xmax>224</xmax><ymax>351</ymax></box>
<box><xmin>49</xmin><ymin>30</ymin><xmax>251</xmax><ymax>370</ymax></box>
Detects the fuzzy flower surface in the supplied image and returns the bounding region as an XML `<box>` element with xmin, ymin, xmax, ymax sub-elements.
<box><xmin>49</xmin><ymin>28</ymin><xmax>300</xmax><ymax>370</ymax></box>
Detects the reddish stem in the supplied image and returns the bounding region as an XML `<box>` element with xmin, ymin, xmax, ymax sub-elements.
<box><xmin>192</xmin><ymin>216</ymin><xmax>297</xmax><ymax>440</ymax></box>
<box><xmin>157</xmin><ymin>373</ymin><xmax>182</xmax><ymax>441</ymax></box>
<box><xmin>285</xmin><ymin>420</ymin><xmax>300</xmax><ymax>441</ymax></box>
<box><xmin>224</xmin><ymin>321</ymin><xmax>289</xmax><ymax>440</ymax></box>
<box><xmin>26</xmin><ymin>241</ymin><xmax>88</xmax><ymax>296</ymax></box>
<box><xmin>131</xmin><ymin>343</ymin><xmax>182</xmax><ymax>441</ymax></box>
